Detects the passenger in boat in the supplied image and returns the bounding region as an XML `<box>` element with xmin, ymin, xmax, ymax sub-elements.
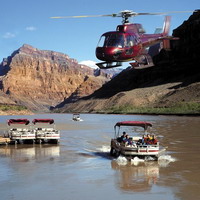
<box><xmin>137</xmin><ymin>134</ymin><xmax>149</xmax><ymax>145</ymax></box>
<box><xmin>142</xmin><ymin>134</ymin><xmax>148</xmax><ymax>144</ymax></box>
<box><xmin>124</xmin><ymin>135</ymin><xmax>134</xmax><ymax>146</ymax></box>
<box><xmin>145</xmin><ymin>134</ymin><xmax>153</xmax><ymax>144</ymax></box>
<box><xmin>147</xmin><ymin>134</ymin><xmax>152</xmax><ymax>140</ymax></box>
<box><xmin>149</xmin><ymin>135</ymin><xmax>158</xmax><ymax>145</ymax></box>
<box><xmin>117</xmin><ymin>131</ymin><xmax>127</xmax><ymax>142</ymax></box>
<box><xmin>137</xmin><ymin>134</ymin><xmax>145</xmax><ymax>145</ymax></box>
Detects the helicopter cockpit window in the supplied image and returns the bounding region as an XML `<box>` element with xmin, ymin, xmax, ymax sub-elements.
<box><xmin>97</xmin><ymin>34</ymin><xmax>125</xmax><ymax>48</ymax></box>
<box><xmin>97</xmin><ymin>36</ymin><xmax>107</xmax><ymax>47</ymax></box>
<box><xmin>106</xmin><ymin>34</ymin><xmax>124</xmax><ymax>48</ymax></box>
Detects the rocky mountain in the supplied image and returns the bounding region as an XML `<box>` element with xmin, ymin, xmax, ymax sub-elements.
<box><xmin>56</xmin><ymin>10</ymin><xmax>200</xmax><ymax>114</ymax></box>
<box><xmin>0</xmin><ymin>44</ymin><xmax>112</xmax><ymax>111</ymax></box>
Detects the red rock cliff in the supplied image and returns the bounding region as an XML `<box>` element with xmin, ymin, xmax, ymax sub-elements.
<box><xmin>0</xmin><ymin>44</ymin><xmax>110</xmax><ymax>111</ymax></box>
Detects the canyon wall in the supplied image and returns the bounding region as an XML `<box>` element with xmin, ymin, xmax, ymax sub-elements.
<box><xmin>0</xmin><ymin>44</ymin><xmax>111</xmax><ymax>111</ymax></box>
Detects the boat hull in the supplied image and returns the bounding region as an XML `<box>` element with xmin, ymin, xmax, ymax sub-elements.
<box><xmin>110</xmin><ymin>139</ymin><xmax>160</xmax><ymax>158</ymax></box>
<box><xmin>9</xmin><ymin>129</ymin><xmax>36</xmax><ymax>143</ymax></box>
<box><xmin>34</xmin><ymin>128</ymin><xmax>60</xmax><ymax>143</ymax></box>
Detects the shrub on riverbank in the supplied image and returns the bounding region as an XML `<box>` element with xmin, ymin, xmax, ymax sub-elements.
<box><xmin>0</xmin><ymin>104</ymin><xmax>28</xmax><ymax>111</ymax></box>
<box><xmin>101</xmin><ymin>102</ymin><xmax>200</xmax><ymax>115</ymax></box>
<box><xmin>0</xmin><ymin>104</ymin><xmax>33</xmax><ymax>115</ymax></box>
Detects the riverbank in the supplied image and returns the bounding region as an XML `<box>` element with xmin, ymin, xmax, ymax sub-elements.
<box><xmin>0</xmin><ymin>104</ymin><xmax>33</xmax><ymax>115</ymax></box>
<box><xmin>97</xmin><ymin>102</ymin><xmax>200</xmax><ymax>115</ymax></box>
<box><xmin>53</xmin><ymin>81</ymin><xmax>200</xmax><ymax>115</ymax></box>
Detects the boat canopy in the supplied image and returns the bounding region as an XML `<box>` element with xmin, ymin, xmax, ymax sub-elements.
<box><xmin>8</xmin><ymin>119</ymin><xmax>30</xmax><ymax>126</ymax></box>
<box><xmin>115</xmin><ymin>121</ymin><xmax>152</xmax><ymax>129</ymax></box>
<box><xmin>73</xmin><ymin>113</ymin><xmax>80</xmax><ymax>116</ymax></box>
<box><xmin>32</xmin><ymin>119</ymin><xmax>54</xmax><ymax>124</ymax></box>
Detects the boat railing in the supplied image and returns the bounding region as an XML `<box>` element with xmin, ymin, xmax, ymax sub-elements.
<box><xmin>137</xmin><ymin>142</ymin><xmax>159</xmax><ymax>148</ymax></box>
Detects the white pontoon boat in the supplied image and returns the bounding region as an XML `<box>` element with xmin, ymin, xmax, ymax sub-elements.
<box><xmin>32</xmin><ymin>119</ymin><xmax>60</xmax><ymax>144</ymax></box>
<box><xmin>7</xmin><ymin>119</ymin><xmax>35</xmax><ymax>144</ymax></box>
<box><xmin>110</xmin><ymin>121</ymin><xmax>165</xmax><ymax>159</ymax></box>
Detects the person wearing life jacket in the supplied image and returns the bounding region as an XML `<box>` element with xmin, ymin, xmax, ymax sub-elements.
<box><xmin>150</xmin><ymin>135</ymin><xmax>158</xmax><ymax>145</ymax></box>
<box><xmin>145</xmin><ymin>134</ymin><xmax>152</xmax><ymax>144</ymax></box>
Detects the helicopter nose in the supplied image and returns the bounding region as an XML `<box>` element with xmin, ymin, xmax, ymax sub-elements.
<box><xmin>96</xmin><ymin>47</ymin><xmax>123</xmax><ymax>61</ymax></box>
<box><xmin>96</xmin><ymin>47</ymin><xmax>108</xmax><ymax>61</ymax></box>
<box><xmin>113</xmin><ymin>49</ymin><xmax>123</xmax><ymax>59</ymax></box>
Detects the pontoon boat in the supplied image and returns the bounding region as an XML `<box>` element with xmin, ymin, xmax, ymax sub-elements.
<box><xmin>110</xmin><ymin>121</ymin><xmax>165</xmax><ymax>159</ymax></box>
<box><xmin>7</xmin><ymin>119</ymin><xmax>35</xmax><ymax>144</ymax></box>
<box><xmin>72</xmin><ymin>114</ymin><xmax>82</xmax><ymax>121</ymax></box>
<box><xmin>32</xmin><ymin>119</ymin><xmax>60</xmax><ymax>144</ymax></box>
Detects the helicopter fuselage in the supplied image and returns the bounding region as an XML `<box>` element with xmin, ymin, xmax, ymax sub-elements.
<box><xmin>96</xmin><ymin>17</ymin><xmax>171</xmax><ymax>69</ymax></box>
<box><xmin>96</xmin><ymin>24</ymin><xmax>142</xmax><ymax>62</ymax></box>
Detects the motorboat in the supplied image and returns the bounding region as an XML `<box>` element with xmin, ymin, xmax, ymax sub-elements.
<box><xmin>72</xmin><ymin>114</ymin><xmax>82</xmax><ymax>121</ymax></box>
<box><xmin>110</xmin><ymin>121</ymin><xmax>166</xmax><ymax>159</ymax></box>
<box><xmin>7</xmin><ymin>119</ymin><xmax>35</xmax><ymax>144</ymax></box>
<box><xmin>32</xmin><ymin>119</ymin><xmax>60</xmax><ymax>144</ymax></box>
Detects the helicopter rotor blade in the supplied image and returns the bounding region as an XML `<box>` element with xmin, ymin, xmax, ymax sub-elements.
<box><xmin>50</xmin><ymin>10</ymin><xmax>195</xmax><ymax>19</ymax></box>
<box><xmin>50</xmin><ymin>14</ymin><xmax>115</xmax><ymax>19</ymax></box>
<box><xmin>137</xmin><ymin>10</ymin><xmax>195</xmax><ymax>16</ymax></box>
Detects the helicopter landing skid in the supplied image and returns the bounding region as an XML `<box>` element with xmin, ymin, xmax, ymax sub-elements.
<box><xmin>129</xmin><ymin>62</ymin><xmax>154</xmax><ymax>69</ymax></box>
<box><xmin>130</xmin><ymin>54</ymin><xmax>154</xmax><ymax>69</ymax></box>
<box><xmin>96</xmin><ymin>62</ymin><xmax>122</xmax><ymax>69</ymax></box>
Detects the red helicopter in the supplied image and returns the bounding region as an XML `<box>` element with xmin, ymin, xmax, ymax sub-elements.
<box><xmin>51</xmin><ymin>10</ymin><xmax>194</xmax><ymax>69</ymax></box>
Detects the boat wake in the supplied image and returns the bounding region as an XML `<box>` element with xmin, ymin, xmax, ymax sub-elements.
<box><xmin>157</xmin><ymin>154</ymin><xmax>177</xmax><ymax>167</ymax></box>
<box><xmin>71</xmin><ymin>119</ymin><xmax>84</xmax><ymax>122</ymax></box>
<box><xmin>114</xmin><ymin>154</ymin><xmax>176</xmax><ymax>167</ymax></box>
<box><xmin>82</xmin><ymin>145</ymin><xmax>111</xmax><ymax>159</ymax></box>
<box><xmin>96</xmin><ymin>145</ymin><xmax>110</xmax><ymax>153</ymax></box>
<box><xmin>82</xmin><ymin>145</ymin><xmax>176</xmax><ymax>167</ymax></box>
<box><xmin>115</xmin><ymin>156</ymin><xmax>145</xmax><ymax>166</ymax></box>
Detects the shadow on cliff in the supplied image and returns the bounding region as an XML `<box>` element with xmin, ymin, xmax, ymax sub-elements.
<box><xmin>0</xmin><ymin>50</ymin><xmax>20</xmax><ymax>76</ymax></box>
<box><xmin>0</xmin><ymin>59</ymin><xmax>11</xmax><ymax>76</ymax></box>
<box><xmin>82</xmin><ymin>61</ymin><xmax>200</xmax><ymax>100</ymax></box>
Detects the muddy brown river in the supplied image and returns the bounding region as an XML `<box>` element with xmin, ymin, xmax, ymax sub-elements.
<box><xmin>0</xmin><ymin>114</ymin><xmax>199</xmax><ymax>200</ymax></box>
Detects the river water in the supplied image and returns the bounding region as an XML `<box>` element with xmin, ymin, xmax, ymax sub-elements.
<box><xmin>0</xmin><ymin>113</ymin><xmax>199</xmax><ymax>200</ymax></box>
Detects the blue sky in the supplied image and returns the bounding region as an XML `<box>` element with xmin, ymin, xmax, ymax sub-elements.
<box><xmin>0</xmin><ymin>0</ymin><xmax>199</xmax><ymax>67</ymax></box>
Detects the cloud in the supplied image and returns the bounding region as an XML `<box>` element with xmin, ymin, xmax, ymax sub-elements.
<box><xmin>25</xmin><ymin>26</ymin><xmax>37</xmax><ymax>31</ymax></box>
<box><xmin>3</xmin><ymin>32</ymin><xmax>16</xmax><ymax>39</ymax></box>
<box><xmin>79</xmin><ymin>60</ymin><xmax>98</xmax><ymax>69</ymax></box>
